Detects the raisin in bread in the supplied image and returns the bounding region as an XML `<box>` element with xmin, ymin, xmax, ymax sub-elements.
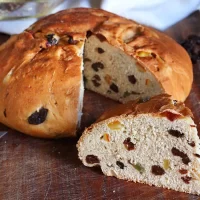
<box><xmin>77</xmin><ymin>94</ymin><xmax>200</xmax><ymax>195</ymax></box>
<box><xmin>0</xmin><ymin>8</ymin><xmax>192</xmax><ymax>138</ymax></box>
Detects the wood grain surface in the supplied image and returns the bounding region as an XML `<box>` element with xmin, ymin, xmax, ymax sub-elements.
<box><xmin>0</xmin><ymin>11</ymin><xmax>200</xmax><ymax>200</ymax></box>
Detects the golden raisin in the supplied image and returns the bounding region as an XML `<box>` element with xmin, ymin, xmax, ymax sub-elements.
<box><xmin>179</xmin><ymin>169</ymin><xmax>188</xmax><ymax>174</ymax></box>
<box><xmin>104</xmin><ymin>74</ymin><xmax>112</xmax><ymax>84</ymax></box>
<box><xmin>145</xmin><ymin>79</ymin><xmax>151</xmax><ymax>86</ymax></box>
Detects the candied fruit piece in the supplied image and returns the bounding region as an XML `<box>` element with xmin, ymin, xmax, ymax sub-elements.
<box><xmin>101</xmin><ymin>133</ymin><xmax>110</xmax><ymax>142</ymax></box>
<box><xmin>161</xmin><ymin>111</ymin><xmax>181</xmax><ymax>121</ymax></box>
<box><xmin>145</xmin><ymin>79</ymin><xmax>151</xmax><ymax>86</ymax></box>
<box><xmin>163</xmin><ymin>159</ymin><xmax>170</xmax><ymax>170</ymax></box>
<box><xmin>108</xmin><ymin>121</ymin><xmax>124</xmax><ymax>130</ymax></box>
<box><xmin>104</xmin><ymin>74</ymin><xmax>112</xmax><ymax>84</ymax></box>
<box><xmin>179</xmin><ymin>169</ymin><xmax>188</xmax><ymax>174</ymax></box>
<box><xmin>137</xmin><ymin>51</ymin><xmax>152</xmax><ymax>57</ymax></box>
<box><xmin>133</xmin><ymin>163</ymin><xmax>145</xmax><ymax>174</ymax></box>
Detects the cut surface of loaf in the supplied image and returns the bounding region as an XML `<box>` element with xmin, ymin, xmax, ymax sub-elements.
<box><xmin>77</xmin><ymin>94</ymin><xmax>200</xmax><ymax>195</ymax></box>
<box><xmin>0</xmin><ymin>8</ymin><xmax>193</xmax><ymax>138</ymax></box>
<box><xmin>84</xmin><ymin>35</ymin><xmax>163</xmax><ymax>103</ymax></box>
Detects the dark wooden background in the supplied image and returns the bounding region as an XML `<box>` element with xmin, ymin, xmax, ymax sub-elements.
<box><xmin>0</xmin><ymin>11</ymin><xmax>200</xmax><ymax>200</ymax></box>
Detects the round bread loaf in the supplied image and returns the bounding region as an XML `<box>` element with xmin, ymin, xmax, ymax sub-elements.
<box><xmin>77</xmin><ymin>94</ymin><xmax>200</xmax><ymax>195</ymax></box>
<box><xmin>0</xmin><ymin>8</ymin><xmax>192</xmax><ymax>138</ymax></box>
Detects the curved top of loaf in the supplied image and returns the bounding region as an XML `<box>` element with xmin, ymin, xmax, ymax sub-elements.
<box><xmin>27</xmin><ymin>7</ymin><xmax>193</xmax><ymax>101</ymax></box>
<box><xmin>97</xmin><ymin>94</ymin><xmax>193</xmax><ymax>123</ymax></box>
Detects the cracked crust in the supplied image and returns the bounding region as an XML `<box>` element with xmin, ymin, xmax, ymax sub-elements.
<box><xmin>0</xmin><ymin>8</ymin><xmax>193</xmax><ymax>138</ymax></box>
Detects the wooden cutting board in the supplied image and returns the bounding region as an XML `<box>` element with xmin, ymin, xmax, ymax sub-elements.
<box><xmin>0</xmin><ymin>11</ymin><xmax>200</xmax><ymax>200</ymax></box>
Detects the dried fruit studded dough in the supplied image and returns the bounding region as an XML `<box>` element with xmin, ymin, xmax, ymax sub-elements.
<box><xmin>77</xmin><ymin>94</ymin><xmax>200</xmax><ymax>195</ymax></box>
<box><xmin>0</xmin><ymin>8</ymin><xmax>192</xmax><ymax>138</ymax></box>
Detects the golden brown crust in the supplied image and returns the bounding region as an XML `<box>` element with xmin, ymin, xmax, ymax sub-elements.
<box><xmin>97</xmin><ymin>94</ymin><xmax>193</xmax><ymax>123</ymax></box>
<box><xmin>28</xmin><ymin>7</ymin><xmax>192</xmax><ymax>102</ymax></box>
<box><xmin>0</xmin><ymin>8</ymin><xmax>193</xmax><ymax>138</ymax></box>
<box><xmin>0</xmin><ymin>32</ymin><xmax>83</xmax><ymax>138</ymax></box>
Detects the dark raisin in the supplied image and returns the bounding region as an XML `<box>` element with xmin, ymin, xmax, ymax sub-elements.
<box><xmin>179</xmin><ymin>169</ymin><xmax>188</xmax><ymax>174</ymax></box>
<box><xmin>182</xmin><ymin>157</ymin><xmax>191</xmax><ymax>165</ymax></box>
<box><xmin>128</xmin><ymin>75</ymin><xmax>137</xmax><ymax>84</ymax></box>
<box><xmin>91</xmin><ymin>62</ymin><xmax>104</xmax><ymax>72</ymax></box>
<box><xmin>123</xmin><ymin>137</ymin><xmax>135</xmax><ymax>151</ymax></box>
<box><xmin>151</xmin><ymin>53</ymin><xmax>156</xmax><ymax>58</ymax></box>
<box><xmin>46</xmin><ymin>34</ymin><xmax>58</xmax><ymax>46</ymax></box>
<box><xmin>92</xmin><ymin>80</ymin><xmax>101</xmax><ymax>87</ymax></box>
<box><xmin>84</xmin><ymin>58</ymin><xmax>91</xmax><ymax>62</ymax></box>
<box><xmin>188</xmin><ymin>141</ymin><xmax>195</xmax><ymax>147</ymax></box>
<box><xmin>171</xmin><ymin>147</ymin><xmax>191</xmax><ymax>165</ymax></box>
<box><xmin>28</xmin><ymin>107</ymin><xmax>48</xmax><ymax>125</ymax></box>
<box><xmin>151</xmin><ymin>165</ymin><xmax>165</xmax><ymax>175</ymax></box>
<box><xmin>171</xmin><ymin>147</ymin><xmax>185</xmax><ymax>157</ymax></box>
<box><xmin>68</xmin><ymin>36</ymin><xmax>78</xmax><ymax>45</ymax></box>
<box><xmin>97</xmin><ymin>47</ymin><xmax>105</xmax><ymax>54</ymax></box>
<box><xmin>86</xmin><ymin>155</ymin><xmax>100</xmax><ymax>164</ymax></box>
<box><xmin>181</xmin><ymin>176</ymin><xmax>192</xmax><ymax>184</ymax></box>
<box><xmin>93</xmin><ymin>74</ymin><xmax>101</xmax><ymax>81</ymax></box>
<box><xmin>168</xmin><ymin>129</ymin><xmax>184</xmax><ymax>138</ymax></box>
<box><xmin>110</xmin><ymin>83</ymin><xmax>119</xmax><ymax>93</ymax></box>
<box><xmin>86</xmin><ymin>31</ymin><xmax>92</xmax><ymax>38</ymax></box>
<box><xmin>96</xmin><ymin>34</ymin><xmax>107</xmax><ymax>42</ymax></box>
<box><xmin>116</xmin><ymin>161</ymin><xmax>124</xmax><ymax>169</ymax></box>
<box><xmin>3</xmin><ymin>109</ymin><xmax>6</xmax><ymax>117</ymax></box>
<box><xmin>194</xmin><ymin>154</ymin><xmax>200</xmax><ymax>158</ymax></box>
